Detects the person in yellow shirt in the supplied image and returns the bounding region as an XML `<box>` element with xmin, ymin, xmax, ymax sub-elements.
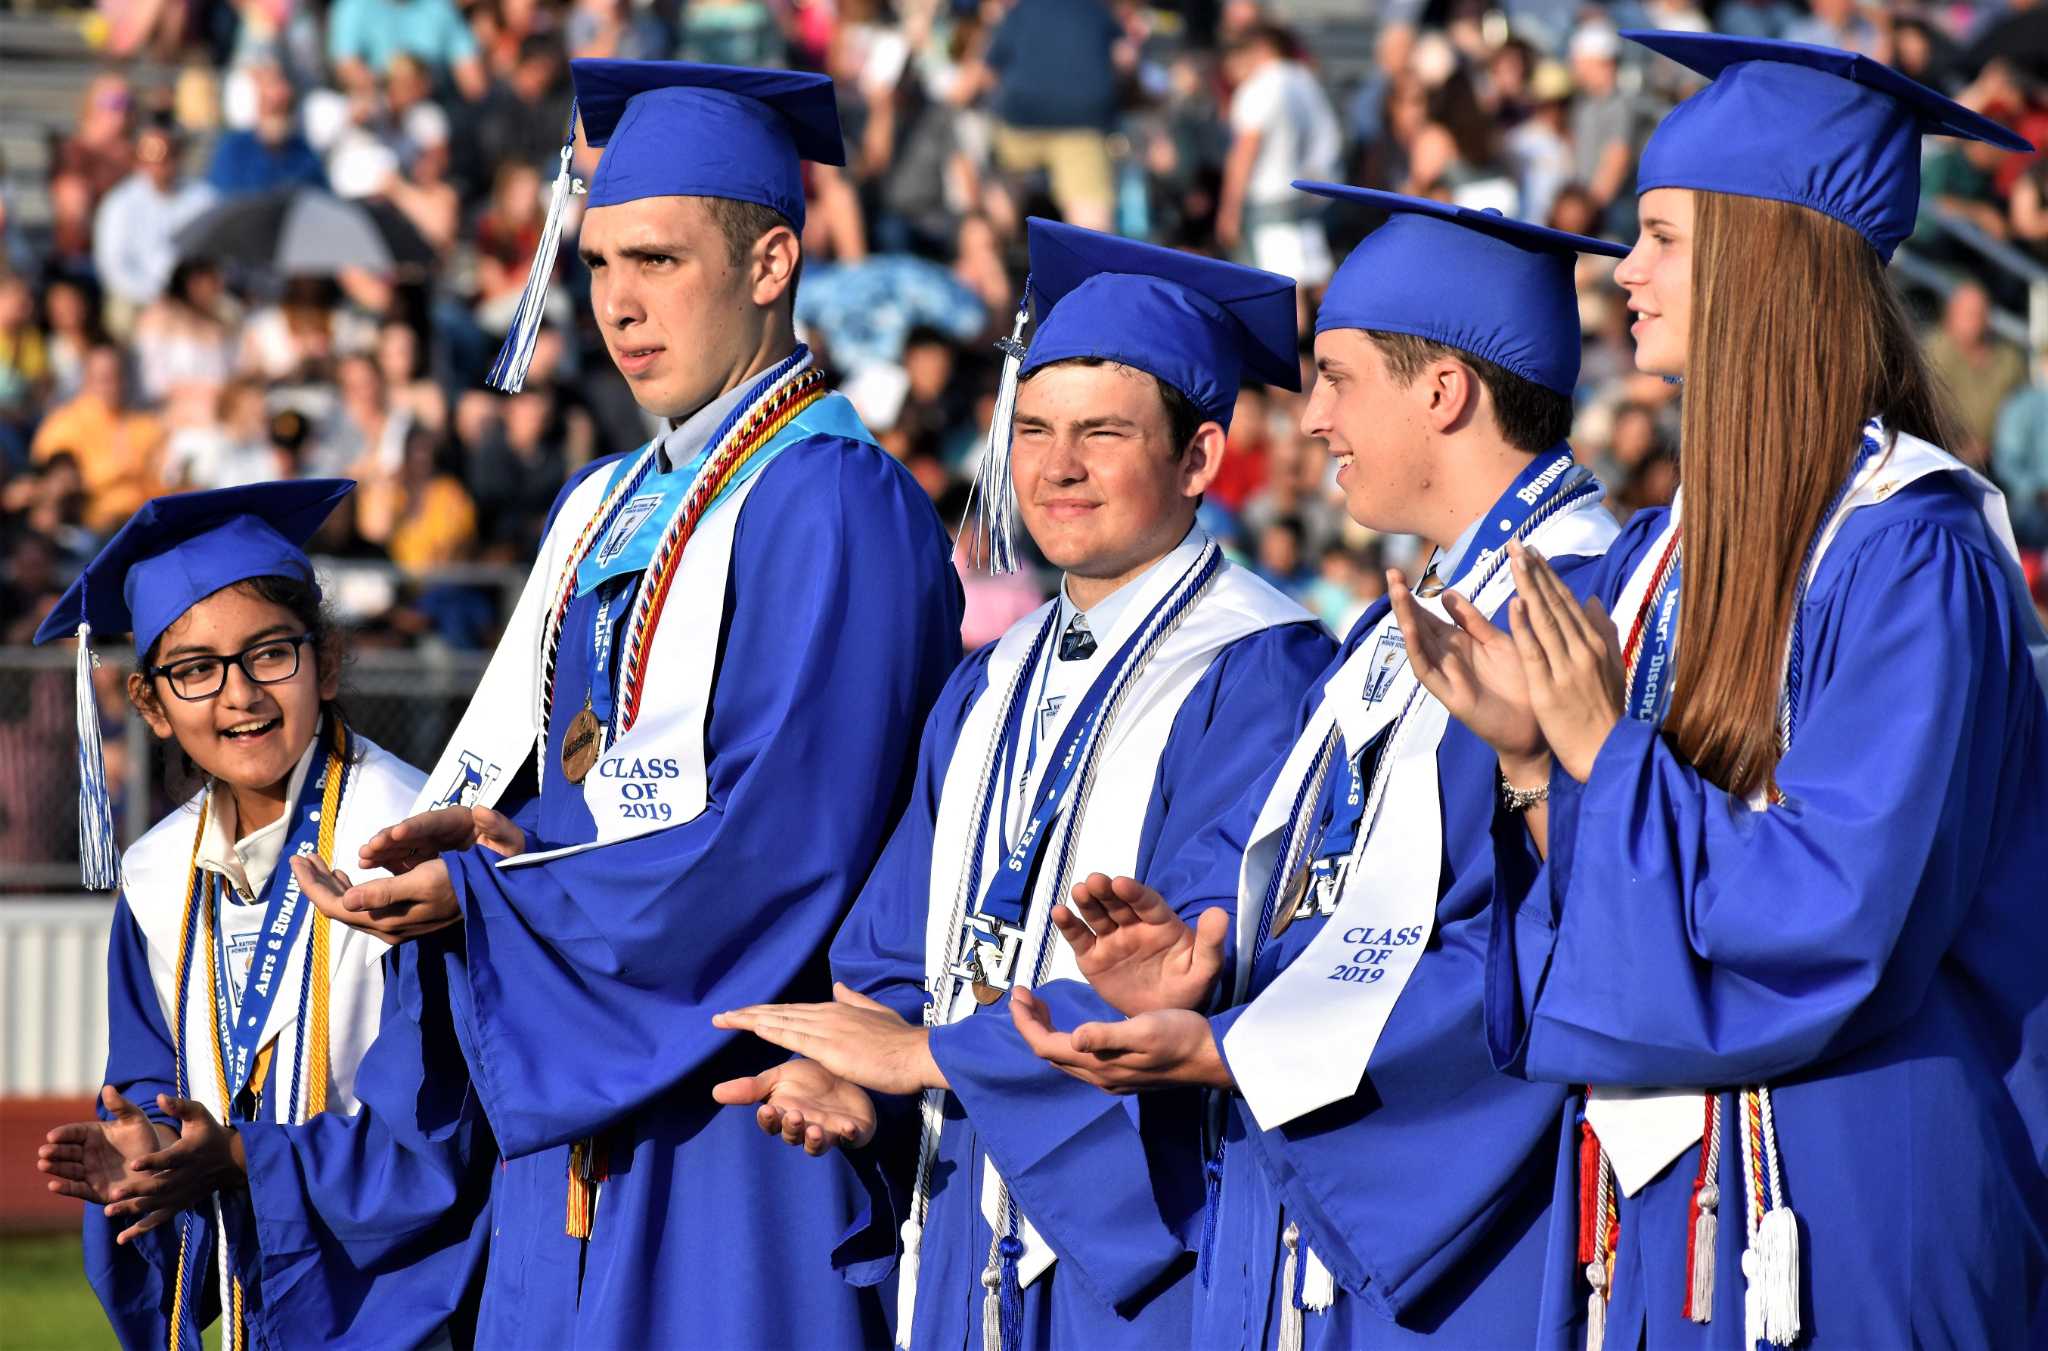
<box><xmin>30</xmin><ymin>341</ymin><xmax>166</xmax><ymax>533</ymax></box>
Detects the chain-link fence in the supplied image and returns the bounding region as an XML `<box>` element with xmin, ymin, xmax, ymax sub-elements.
<box><xmin>0</xmin><ymin>644</ymin><xmax>491</xmax><ymax>894</ymax></box>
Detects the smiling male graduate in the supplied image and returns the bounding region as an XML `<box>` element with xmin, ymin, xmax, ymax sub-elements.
<box><xmin>712</xmin><ymin>219</ymin><xmax>1334</xmax><ymax>1350</ymax></box>
<box><xmin>294</xmin><ymin>59</ymin><xmax>963</xmax><ymax>1349</ymax></box>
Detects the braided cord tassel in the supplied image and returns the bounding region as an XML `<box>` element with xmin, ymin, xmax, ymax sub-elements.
<box><xmin>1753</xmin><ymin>1086</ymin><xmax>1801</xmax><ymax>1345</ymax></box>
<box><xmin>1684</xmin><ymin>1094</ymin><xmax>1723</xmax><ymax>1323</ymax></box>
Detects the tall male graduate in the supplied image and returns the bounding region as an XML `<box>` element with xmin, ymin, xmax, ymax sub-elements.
<box><xmin>1008</xmin><ymin>191</ymin><xmax>1626</xmax><ymax>1348</ymax></box>
<box><xmin>292</xmin><ymin>60</ymin><xmax>964</xmax><ymax>1350</ymax></box>
<box><xmin>712</xmin><ymin>219</ymin><xmax>1334</xmax><ymax>1350</ymax></box>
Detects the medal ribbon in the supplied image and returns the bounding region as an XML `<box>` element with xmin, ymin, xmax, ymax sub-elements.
<box><xmin>972</xmin><ymin>548</ymin><xmax>1223</xmax><ymax>926</ymax></box>
<box><xmin>899</xmin><ymin>541</ymin><xmax>1224</xmax><ymax>1348</ymax></box>
<box><xmin>167</xmin><ymin>719</ymin><xmax>348</xmax><ymax>1351</ymax></box>
<box><xmin>536</xmin><ymin>346</ymin><xmax>824</xmax><ymax>746</ymax></box>
<box><xmin>1268</xmin><ymin>450</ymin><xmax>1598</xmax><ymax>943</ymax></box>
<box><xmin>209</xmin><ymin>730</ymin><xmax>346</xmax><ymax>1100</ymax></box>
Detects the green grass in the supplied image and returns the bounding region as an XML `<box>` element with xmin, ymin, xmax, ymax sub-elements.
<box><xmin>0</xmin><ymin>1232</ymin><xmax>219</xmax><ymax>1350</ymax></box>
<box><xmin>0</xmin><ymin>1231</ymin><xmax>114</xmax><ymax>1351</ymax></box>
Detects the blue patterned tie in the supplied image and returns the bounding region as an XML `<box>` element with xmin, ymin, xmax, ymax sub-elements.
<box><xmin>1059</xmin><ymin>613</ymin><xmax>1097</xmax><ymax>661</ymax></box>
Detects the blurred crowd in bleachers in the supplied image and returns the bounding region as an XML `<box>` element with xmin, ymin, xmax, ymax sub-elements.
<box><xmin>3</xmin><ymin>0</ymin><xmax>2048</xmax><ymax>662</ymax></box>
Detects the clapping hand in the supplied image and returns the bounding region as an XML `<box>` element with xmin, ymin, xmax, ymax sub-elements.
<box><xmin>1505</xmin><ymin>542</ymin><xmax>1625</xmax><ymax>782</ymax></box>
<box><xmin>38</xmin><ymin>1087</ymin><xmax>244</xmax><ymax>1244</ymax></box>
<box><xmin>1052</xmin><ymin>874</ymin><xmax>1228</xmax><ymax>1015</ymax></box>
<box><xmin>1007</xmin><ymin>988</ymin><xmax>1232</xmax><ymax>1093</ymax></box>
<box><xmin>1387</xmin><ymin>566</ymin><xmax>1549</xmax><ymax>780</ymax></box>
<box><xmin>710</xmin><ymin>1059</ymin><xmax>879</xmax><ymax>1156</ymax></box>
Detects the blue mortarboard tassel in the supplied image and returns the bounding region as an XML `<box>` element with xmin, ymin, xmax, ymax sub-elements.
<box><xmin>488</xmin><ymin>103</ymin><xmax>585</xmax><ymax>394</ymax></box>
<box><xmin>70</xmin><ymin>622</ymin><xmax>120</xmax><ymax>889</ymax></box>
<box><xmin>966</xmin><ymin>278</ymin><xmax>1032</xmax><ymax>576</ymax></box>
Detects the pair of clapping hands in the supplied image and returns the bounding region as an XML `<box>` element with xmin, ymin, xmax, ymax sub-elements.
<box><xmin>1387</xmin><ymin>541</ymin><xmax>1628</xmax><ymax>787</ymax></box>
<box><xmin>34</xmin><ymin>805</ymin><xmax>527</xmax><ymax>1240</ymax></box>
<box><xmin>711</xmin><ymin>874</ymin><xmax>1236</xmax><ymax>1158</ymax></box>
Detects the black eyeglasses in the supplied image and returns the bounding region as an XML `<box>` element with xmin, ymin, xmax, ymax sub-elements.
<box><xmin>147</xmin><ymin>633</ymin><xmax>314</xmax><ymax>701</ymax></box>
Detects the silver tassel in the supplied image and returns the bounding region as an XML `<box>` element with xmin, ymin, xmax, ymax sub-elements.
<box><xmin>1277</xmin><ymin>1222</ymin><xmax>1305</xmax><ymax>1351</ymax></box>
<box><xmin>1584</xmin><ymin>1260</ymin><xmax>1608</xmax><ymax>1351</ymax></box>
<box><xmin>487</xmin><ymin>125</ymin><xmax>584</xmax><ymax>393</ymax></box>
<box><xmin>73</xmin><ymin>623</ymin><xmax>119</xmax><ymax>889</ymax></box>
<box><xmin>1689</xmin><ymin>1183</ymin><xmax>1718</xmax><ymax>1323</ymax></box>
<box><xmin>980</xmin><ymin>1259</ymin><xmax>1003</xmax><ymax>1351</ymax></box>
<box><xmin>964</xmin><ymin>291</ymin><xmax>1030</xmax><ymax>574</ymax></box>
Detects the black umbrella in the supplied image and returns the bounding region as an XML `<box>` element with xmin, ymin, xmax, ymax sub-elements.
<box><xmin>174</xmin><ymin>188</ymin><xmax>437</xmax><ymax>275</ymax></box>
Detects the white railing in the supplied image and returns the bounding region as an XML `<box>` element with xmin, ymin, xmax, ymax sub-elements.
<box><xmin>0</xmin><ymin>900</ymin><xmax>115</xmax><ymax>1098</ymax></box>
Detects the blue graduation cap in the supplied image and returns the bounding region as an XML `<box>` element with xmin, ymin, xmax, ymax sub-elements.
<box><xmin>1626</xmin><ymin>31</ymin><xmax>2034</xmax><ymax>261</ymax></box>
<box><xmin>1296</xmin><ymin>184</ymin><xmax>1626</xmax><ymax>396</ymax></box>
<box><xmin>573</xmin><ymin>59</ymin><xmax>845</xmax><ymax>227</ymax></box>
<box><xmin>488</xmin><ymin>61</ymin><xmax>846</xmax><ymax>395</ymax></box>
<box><xmin>1021</xmin><ymin>217</ymin><xmax>1301</xmax><ymax>425</ymax></box>
<box><xmin>32</xmin><ymin>480</ymin><xmax>352</xmax><ymax>889</ymax></box>
<box><xmin>967</xmin><ymin>218</ymin><xmax>1300</xmax><ymax>573</ymax></box>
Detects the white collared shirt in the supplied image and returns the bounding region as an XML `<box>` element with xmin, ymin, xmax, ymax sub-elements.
<box><xmin>193</xmin><ymin>733</ymin><xmax>320</xmax><ymax>1014</ymax></box>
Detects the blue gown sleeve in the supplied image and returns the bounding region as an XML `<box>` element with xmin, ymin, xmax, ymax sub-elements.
<box><xmin>820</xmin><ymin>651</ymin><xmax>989</xmax><ymax>1278</ymax></box>
<box><xmin>1493</xmin><ymin>512</ymin><xmax>2046</xmax><ymax>1086</ymax></box>
<box><xmin>236</xmin><ymin>931</ymin><xmax>493</xmax><ymax>1349</ymax></box>
<box><xmin>928</xmin><ymin>622</ymin><xmax>1335</xmax><ymax>1314</ymax></box>
<box><xmin>442</xmin><ymin>440</ymin><xmax>964</xmax><ymax>1155</ymax></box>
<box><xmin>83</xmin><ymin>897</ymin><xmax>195</xmax><ymax>1350</ymax></box>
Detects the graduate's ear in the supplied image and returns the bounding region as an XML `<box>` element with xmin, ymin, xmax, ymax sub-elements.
<box><xmin>1421</xmin><ymin>356</ymin><xmax>1479</xmax><ymax>434</ymax></box>
<box><xmin>1178</xmin><ymin>421</ymin><xmax>1228</xmax><ymax>501</ymax></box>
<box><xmin>748</xmin><ymin>223</ymin><xmax>802</xmax><ymax>312</ymax></box>
<box><xmin>126</xmin><ymin>671</ymin><xmax>174</xmax><ymax>741</ymax></box>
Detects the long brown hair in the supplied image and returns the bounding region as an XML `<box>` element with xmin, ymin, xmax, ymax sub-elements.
<box><xmin>1664</xmin><ymin>191</ymin><xmax>1959</xmax><ymax>798</ymax></box>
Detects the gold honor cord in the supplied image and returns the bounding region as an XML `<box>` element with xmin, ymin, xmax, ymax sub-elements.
<box><xmin>167</xmin><ymin>720</ymin><xmax>347</xmax><ymax>1351</ymax></box>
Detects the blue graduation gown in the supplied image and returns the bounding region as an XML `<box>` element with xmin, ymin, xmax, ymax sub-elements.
<box><xmin>1488</xmin><ymin>478</ymin><xmax>2048</xmax><ymax>1348</ymax></box>
<box><xmin>433</xmin><ymin>434</ymin><xmax>964</xmax><ymax>1350</ymax></box>
<box><xmin>829</xmin><ymin>618</ymin><xmax>1333</xmax><ymax>1350</ymax></box>
<box><xmin>1182</xmin><ymin>567</ymin><xmax>1604</xmax><ymax>1351</ymax></box>
<box><xmin>87</xmin><ymin>906</ymin><xmax>493</xmax><ymax>1351</ymax></box>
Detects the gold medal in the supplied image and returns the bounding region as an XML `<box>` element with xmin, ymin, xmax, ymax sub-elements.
<box><xmin>972</xmin><ymin>980</ymin><xmax>1005</xmax><ymax>1005</ymax></box>
<box><xmin>1267</xmin><ymin>864</ymin><xmax>1310</xmax><ymax>940</ymax></box>
<box><xmin>562</xmin><ymin>702</ymin><xmax>602</xmax><ymax>784</ymax></box>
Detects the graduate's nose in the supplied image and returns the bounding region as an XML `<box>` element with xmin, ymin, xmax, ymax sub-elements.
<box><xmin>216</xmin><ymin>661</ymin><xmax>273</xmax><ymax>713</ymax></box>
<box><xmin>600</xmin><ymin>275</ymin><xmax>646</xmax><ymax>331</ymax></box>
<box><xmin>1041</xmin><ymin>435</ymin><xmax>1087</xmax><ymax>484</ymax></box>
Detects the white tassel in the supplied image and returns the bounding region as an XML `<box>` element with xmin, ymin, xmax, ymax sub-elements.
<box><xmin>1302</xmin><ymin>1243</ymin><xmax>1335</xmax><ymax>1312</ymax></box>
<box><xmin>1688</xmin><ymin>1183</ymin><xmax>1718</xmax><ymax>1324</ymax></box>
<box><xmin>1584</xmin><ymin>1261</ymin><xmax>1608</xmax><ymax>1351</ymax></box>
<box><xmin>1277</xmin><ymin>1222</ymin><xmax>1305</xmax><ymax>1351</ymax></box>
<box><xmin>1755</xmin><ymin>1085</ymin><xmax>1802</xmax><ymax>1346</ymax></box>
<box><xmin>964</xmin><ymin>291</ymin><xmax>1030</xmax><ymax>575</ymax></box>
<box><xmin>1757</xmin><ymin>1206</ymin><xmax>1802</xmax><ymax>1345</ymax></box>
<box><xmin>1742</xmin><ymin>1245</ymin><xmax>1765</xmax><ymax>1350</ymax></box>
<box><xmin>980</xmin><ymin>1260</ymin><xmax>1003</xmax><ymax>1351</ymax></box>
<box><xmin>487</xmin><ymin>125</ymin><xmax>584</xmax><ymax>393</ymax></box>
<box><xmin>895</xmin><ymin>1217</ymin><xmax>922</xmax><ymax>1351</ymax></box>
<box><xmin>72</xmin><ymin>623</ymin><xmax>119</xmax><ymax>889</ymax></box>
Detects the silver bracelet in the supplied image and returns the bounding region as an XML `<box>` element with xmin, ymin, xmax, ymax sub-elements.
<box><xmin>1499</xmin><ymin>768</ymin><xmax>1550</xmax><ymax>813</ymax></box>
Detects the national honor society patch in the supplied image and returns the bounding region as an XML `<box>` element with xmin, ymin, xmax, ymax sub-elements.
<box><xmin>1363</xmin><ymin>626</ymin><xmax>1407</xmax><ymax>705</ymax></box>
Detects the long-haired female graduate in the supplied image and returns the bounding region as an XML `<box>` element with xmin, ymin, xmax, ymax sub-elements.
<box><xmin>1393</xmin><ymin>34</ymin><xmax>2048</xmax><ymax>1350</ymax></box>
<box><xmin>31</xmin><ymin>480</ymin><xmax>494</xmax><ymax>1351</ymax></box>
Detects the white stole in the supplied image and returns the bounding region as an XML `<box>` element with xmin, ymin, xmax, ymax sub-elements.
<box><xmin>917</xmin><ymin>549</ymin><xmax>1310</xmax><ymax>1295</ymax></box>
<box><xmin>1223</xmin><ymin>493</ymin><xmax>1618</xmax><ymax>1132</ymax></box>
<box><xmin>413</xmin><ymin>395</ymin><xmax>870</xmax><ymax>864</ymax></box>
<box><xmin>1587</xmin><ymin>425</ymin><xmax>2048</xmax><ymax>1196</ymax></box>
<box><xmin>121</xmin><ymin>736</ymin><xmax>423</xmax><ymax>1123</ymax></box>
